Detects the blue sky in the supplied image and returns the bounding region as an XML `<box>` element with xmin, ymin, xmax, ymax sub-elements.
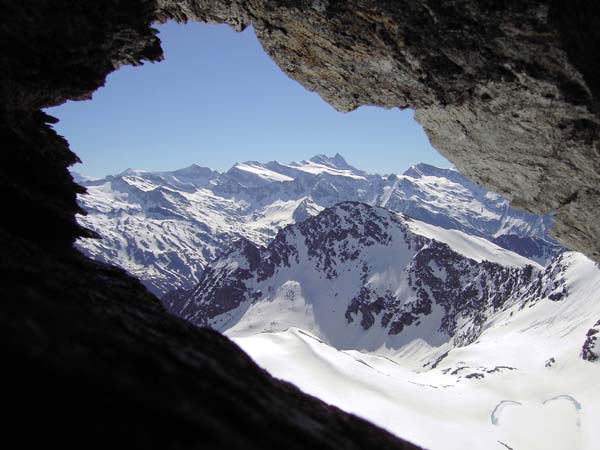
<box><xmin>47</xmin><ymin>21</ymin><xmax>449</xmax><ymax>178</ymax></box>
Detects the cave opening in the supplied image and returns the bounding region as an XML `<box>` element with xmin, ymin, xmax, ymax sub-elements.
<box><xmin>35</xmin><ymin>21</ymin><xmax>600</xmax><ymax>450</ymax></box>
<box><xmin>4</xmin><ymin>2</ymin><xmax>600</xmax><ymax>450</ymax></box>
<box><xmin>44</xmin><ymin>20</ymin><xmax>453</xmax><ymax>296</ymax></box>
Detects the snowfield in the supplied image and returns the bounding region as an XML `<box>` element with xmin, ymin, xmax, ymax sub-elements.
<box><xmin>406</xmin><ymin>218</ymin><xmax>543</xmax><ymax>269</ymax></box>
<box><xmin>232</xmin><ymin>254</ymin><xmax>600</xmax><ymax>450</ymax></box>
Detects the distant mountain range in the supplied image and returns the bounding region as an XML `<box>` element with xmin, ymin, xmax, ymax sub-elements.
<box><xmin>75</xmin><ymin>154</ymin><xmax>561</xmax><ymax>295</ymax></box>
<box><xmin>74</xmin><ymin>155</ymin><xmax>600</xmax><ymax>450</ymax></box>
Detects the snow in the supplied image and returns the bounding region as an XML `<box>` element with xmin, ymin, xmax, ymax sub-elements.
<box><xmin>232</xmin><ymin>254</ymin><xmax>600</xmax><ymax>450</ymax></box>
<box><xmin>284</xmin><ymin>159</ymin><xmax>368</xmax><ymax>180</ymax></box>
<box><xmin>245</xmin><ymin>199</ymin><xmax>307</xmax><ymax>234</ymax></box>
<box><xmin>389</xmin><ymin>164</ymin><xmax>551</xmax><ymax>240</ymax></box>
<box><xmin>406</xmin><ymin>218</ymin><xmax>543</xmax><ymax>269</ymax></box>
<box><xmin>75</xmin><ymin>156</ymin><xmax>555</xmax><ymax>295</ymax></box>
<box><xmin>233</xmin><ymin>162</ymin><xmax>294</xmax><ymax>183</ymax></box>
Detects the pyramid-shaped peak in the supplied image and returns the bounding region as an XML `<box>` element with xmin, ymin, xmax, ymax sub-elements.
<box><xmin>309</xmin><ymin>153</ymin><xmax>353</xmax><ymax>170</ymax></box>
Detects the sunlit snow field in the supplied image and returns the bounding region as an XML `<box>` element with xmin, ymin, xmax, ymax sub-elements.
<box><xmin>232</xmin><ymin>253</ymin><xmax>600</xmax><ymax>450</ymax></box>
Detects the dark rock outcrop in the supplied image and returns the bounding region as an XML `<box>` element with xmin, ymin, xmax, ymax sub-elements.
<box><xmin>1</xmin><ymin>231</ymin><xmax>419</xmax><ymax>450</ymax></box>
<box><xmin>581</xmin><ymin>319</ymin><xmax>600</xmax><ymax>362</ymax></box>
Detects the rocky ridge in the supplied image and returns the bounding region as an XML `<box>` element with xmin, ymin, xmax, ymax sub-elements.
<box><xmin>172</xmin><ymin>202</ymin><xmax>568</xmax><ymax>352</ymax></box>
<box><xmin>77</xmin><ymin>156</ymin><xmax>561</xmax><ymax>295</ymax></box>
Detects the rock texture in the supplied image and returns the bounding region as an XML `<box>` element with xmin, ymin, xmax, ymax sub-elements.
<box><xmin>173</xmin><ymin>202</ymin><xmax>571</xmax><ymax>351</ymax></box>
<box><xmin>581</xmin><ymin>319</ymin><xmax>600</xmax><ymax>362</ymax></box>
<box><xmin>1</xmin><ymin>231</ymin><xmax>418</xmax><ymax>449</ymax></box>
<box><xmin>2</xmin><ymin>0</ymin><xmax>599</xmax><ymax>448</ymax></box>
<box><xmin>155</xmin><ymin>0</ymin><xmax>600</xmax><ymax>262</ymax></box>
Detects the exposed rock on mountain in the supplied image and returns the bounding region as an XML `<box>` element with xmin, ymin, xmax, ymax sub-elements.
<box><xmin>292</xmin><ymin>197</ymin><xmax>324</xmax><ymax>223</ymax></box>
<box><xmin>582</xmin><ymin>319</ymin><xmax>600</xmax><ymax>362</ymax></box>
<box><xmin>77</xmin><ymin>157</ymin><xmax>560</xmax><ymax>295</ymax></box>
<box><xmin>3</xmin><ymin>1</ymin><xmax>600</xmax><ymax>449</ymax></box>
<box><xmin>175</xmin><ymin>202</ymin><xmax>551</xmax><ymax>350</ymax></box>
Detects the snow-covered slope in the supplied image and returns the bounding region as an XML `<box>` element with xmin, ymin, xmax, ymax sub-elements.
<box><xmin>167</xmin><ymin>200</ymin><xmax>598</xmax><ymax>449</ymax></box>
<box><xmin>231</xmin><ymin>252</ymin><xmax>600</xmax><ymax>450</ymax></box>
<box><xmin>76</xmin><ymin>154</ymin><xmax>561</xmax><ymax>295</ymax></box>
<box><xmin>388</xmin><ymin>164</ymin><xmax>553</xmax><ymax>239</ymax></box>
<box><xmin>174</xmin><ymin>202</ymin><xmax>546</xmax><ymax>351</ymax></box>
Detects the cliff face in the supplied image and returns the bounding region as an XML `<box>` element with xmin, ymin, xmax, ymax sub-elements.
<box><xmin>1</xmin><ymin>0</ymin><xmax>599</xmax><ymax>448</ymax></box>
<box><xmin>156</xmin><ymin>0</ymin><xmax>600</xmax><ymax>262</ymax></box>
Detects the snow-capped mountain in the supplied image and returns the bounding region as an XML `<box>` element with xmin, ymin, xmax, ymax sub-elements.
<box><xmin>232</xmin><ymin>248</ymin><xmax>600</xmax><ymax>449</ymax></box>
<box><xmin>75</xmin><ymin>154</ymin><xmax>561</xmax><ymax>295</ymax></box>
<box><xmin>75</xmin><ymin>154</ymin><xmax>597</xmax><ymax>450</ymax></box>
<box><xmin>168</xmin><ymin>201</ymin><xmax>600</xmax><ymax>450</ymax></box>
<box><xmin>172</xmin><ymin>202</ymin><xmax>549</xmax><ymax>348</ymax></box>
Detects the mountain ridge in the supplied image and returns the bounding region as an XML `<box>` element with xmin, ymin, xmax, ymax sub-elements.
<box><xmin>172</xmin><ymin>202</ymin><xmax>547</xmax><ymax>353</ymax></box>
<box><xmin>75</xmin><ymin>155</ymin><xmax>561</xmax><ymax>295</ymax></box>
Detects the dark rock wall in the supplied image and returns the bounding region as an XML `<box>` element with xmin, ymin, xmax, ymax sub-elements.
<box><xmin>2</xmin><ymin>0</ymin><xmax>599</xmax><ymax>447</ymax></box>
<box><xmin>1</xmin><ymin>0</ymin><xmax>162</xmax><ymax>249</ymax></box>
<box><xmin>1</xmin><ymin>232</ymin><xmax>418</xmax><ymax>449</ymax></box>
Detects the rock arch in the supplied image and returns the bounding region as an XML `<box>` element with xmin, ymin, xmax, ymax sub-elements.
<box><xmin>155</xmin><ymin>0</ymin><xmax>600</xmax><ymax>261</ymax></box>
<box><xmin>1</xmin><ymin>1</ymin><xmax>598</xmax><ymax>448</ymax></box>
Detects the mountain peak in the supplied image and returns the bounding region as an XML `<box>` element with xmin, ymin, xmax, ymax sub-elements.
<box><xmin>172</xmin><ymin>164</ymin><xmax>218</xmax><ymax>178</ymax></box>
<box><xmin>227</xmin><ymin>161</ymin><xmax>295</xmax><ymax>185</ymax></box>
<box><xmin>309</xmin><ymin>153</ymin><xmax>353</xmax><ymax>170</ymax></box>
<box><xmin>292</xmin><ymin>198</ymin><xmax>323</xmax><ymax>223</ymax></box>
<box><xmin>118</xmin><ymin>167</ymin><xmax>145</xmax><ymax>176</ymax></box>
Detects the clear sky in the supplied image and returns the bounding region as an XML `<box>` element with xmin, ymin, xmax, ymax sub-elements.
<box><xmin>47</xmin><ymin>21</ymin><xmax>450</xmax><ymax>178</ymax></box>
